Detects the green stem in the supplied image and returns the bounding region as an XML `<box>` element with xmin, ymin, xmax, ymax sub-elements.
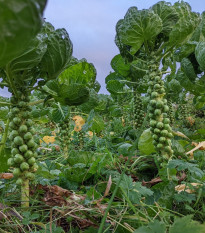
<box><xmin>0</xmin><ymin>119</ymin><xmax>10</xmax><ymax>155</ymax></box>
<box><xmin>21</xmin><ymin>179</ymin><xmax>29</xmax><ymax>208</ymax></box>
<box><xmin>98</xmin><ymin>159</ymin><xmax>131</xmax><ymax>233</ymax></box>
<box><xmin>5</xmin><ymin>66</ymin><xmax>18</xmax><ymax>97</ymax></box>
<box><xmin>121</xmin><ymin>188</ymin><xmax>152</xmax><ymax>222</ymax></box>
<box><xmin>28</xmin><ymin>98</ymin><xmax>54</xmax><ymax>106</ymax></box>
<box><xmin>0</xmin><ymin>102</ymin><xmax>11</xmax><ymax>106</ymax></box>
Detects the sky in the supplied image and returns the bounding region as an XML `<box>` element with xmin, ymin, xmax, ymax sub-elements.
<box><xmin>0</xmin><ymin>0</ymin><xmax>203</xmax><ymax>97</ymax></box>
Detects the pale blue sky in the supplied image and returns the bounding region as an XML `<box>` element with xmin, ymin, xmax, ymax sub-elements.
<box><xmin>44</xmin><ymin>0</ymin><xmax>203</xmax><ymax>94</ymax></box>
<box><xmin>1</xmin><ymin>0</ymin><xmax>203</xmax><ymax>96</ymax></box>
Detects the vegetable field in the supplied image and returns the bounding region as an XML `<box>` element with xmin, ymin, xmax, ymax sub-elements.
<box><xmin>0</xmin><ymin>0</ymin><xmax>205</xmax><ymax>232</ymax></box>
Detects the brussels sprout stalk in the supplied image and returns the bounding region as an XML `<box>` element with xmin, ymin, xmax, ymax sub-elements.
<box><xmin>21</xmin><ymin>179</ymin><xmax>29</xmax><ymax>208</ymax></box>
<box><xmin>8</xmin><ymin>90</ymin><xmax>38</xmax><ymax>208</ymax></box>
<box><xmin>148</xmin><ymin>63</ymin><xmax>173</xmax><ymax>159</ymax></box>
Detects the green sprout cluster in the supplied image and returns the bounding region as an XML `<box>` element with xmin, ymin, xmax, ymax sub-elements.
<box><xmin>58</xmin><ymin>118</ymin><xmax>70</xmax><ymax>153</ymax></box>
<box><xmin>7</xmin><ymin>90</ymin><xmax>38</xmax><ymax>185</ymax></box>
<box><xmin>147</xmin><ymin>67</ymin><xmax>173</xmax><ymax>159</ymax></box>
<box><xmin>134</xmin><ymin>93</ymin><xmax>144</xmax><ymax>128</ymax></box>
<box><xmin>167</xmin><ymin>99</ymin><xmax>174</xmax><ymax>125</ymax></box>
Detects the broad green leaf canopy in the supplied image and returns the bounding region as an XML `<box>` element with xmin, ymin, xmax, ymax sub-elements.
<box><xmin>0</xmin><ymin>0</ymin><xmax>47</xmax><ymax>67</ymax></box>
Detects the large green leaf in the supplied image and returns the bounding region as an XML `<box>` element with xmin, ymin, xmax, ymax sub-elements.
<box><xmin>90</xmin><ymin>115</ymin><xmax>105</xmax><ymax>133</ymax></box>
<box><xmin>173</xmin><ymin>1</ymin><xmax>192</xmax><ymax>18</ymax></box>
<box><xmin>40</xmin><ymin>23</ymin><xmax>73</xmax><ymax>80</ymax></box>
<box><xmin>111</xmin><ymin>54</ymin><xmax>130</xmax><ymax>77</ymax></box>
<box><xmin>138</xmin><ymin>129</ymin><xmax>156</xmax><ymax>155</ymax></box>
<box><xmin>175</xmin><ymin>69</ymin><xmax>204</xmax><ymax>95</ymax></box>
<box><xmin>59</xmin><ymin>60</ymin><xmax>96</xmax><ymax>87</ymax></box>
<box><xmin>169</xmin><ymin>215</ymin><xmax>205</xmax><ymax>233</ymax></box>
<box><xmin>169</xmin><ymin>15</ymin><xmax>198</xmax><ymax>47</ymax></box>
<box><xmin>64</xmin><ymin>163</ymin><xmax>92</xmax><ymax>183</ymax></box>
<box><xmin>116</xmin><ymin>7</ymin><xmax>162</xmax><ymax>54</ymax></box>
<box><xmin>0</xmin><ymin>0</ymin><xmax>46</xmax><ymax>67</ymax></box>
<box><xmin>50</xmin><ymin>105</ymin><xmax>69</xmax><ymax>123</ymax></box>
<box><xmin>168</xmin><ymin>79</ymin><xmax>182</xmax><ymax>93</ymax></box>
<box><xmin>105</xmin><ymin>72</ymin><xmax>122</xmax><ymax>84</ymax></box>
<box><xmin>43</xmin><ymin>80</ymin><xmax>89</xmax><ymax>106</ymax></box>
<box><xmin>58</xmin><ymin>84</ymin><xmax>89</xmax><ymax>106</ymax></box>
<box><xmin>80</xmin><ymin>89</ymin><xmax>99</xmax><ymax>113</ymax></box>
<box><xmin>106</xmin><ymin>80</ymin><xmax>125</xmax><ymax>94</ymax></box>
<box><xmin>195</xmin><ymin>41</ymin><xmax>205</xmax><ymax>71</ymax></box>
<box><xmin>8</xmin><ymin>33</ymin><xmax>47</xmax><ymax>79</ymax></box>
<box><xmin>0</xmin><ymin>147</ymin><xmax>11</xmax><ymax>172</ymax></box>
<box><xmin>134</xmin><ymin>220</ymin><xmax>166</xmax><ymax>233</ymax></box>
<box><xmin>130</xmin><ymin>59</ymin><xmax>148</xmax><ymax>81</ymax></box>
<box><xmin>151</xmin><ymin>1</ymin><xmax>179</xmax><ymax>36</ymax></box>
<box><xmin>181</xmin><ymin>58</ymin><xmax>196</xmax><ymax>82</ymax></box>
<box><xmin>174</xmin><ymin>42</ymin><xmax>197</xmax><ymax>62</ymax></box>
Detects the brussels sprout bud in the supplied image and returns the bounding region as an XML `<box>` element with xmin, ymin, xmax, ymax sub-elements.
<box><xmin>24</xmin><ymin>132</ymin><xmax>32</xmax><ymax>140</ymax></box>
<box><xmin>19</xmin><ymin>125</ymin><xmax>28</xmax><ymax>133</ymax></box>
<box><xmin>154</xmin><ymin>84</ymin><xmax>161</xmax><ymax>89</ymax></box>
<box><xmin>163</xmin><ymin>118</ymin><xmax>170</xmax><ymax>124</ymax></box>
<box><xmin>13</xmin><ymin>168</ymin><xmax>21</xmax><ymax>177</ymax></box>
<box><xmin>161</xmin><ymin>130</ymin><xmax>168</xmax><ymax>137</ymax></box>
<box><xmin>24</xmin><ymin>150</ymin><xmax>33</xmax><ymax>159</ymax></box>
<box><xmin>164</xmin><ymin>105</ymin><xmax>169</xmax><ymax>112</ymax></box>
<box><xmin>152</xmin><ymin>134</ymin><xmax>158</xmax><ymax>140</ymax></box>
<box><xmin>19</xmin><ymin>144</ymin><xmax>28</xmax><ymax>153</ymax></box>
<box><xmin>26</xmin><ymin>119</ymin><xmax>33</xmax><ymax>127</ymax></box>
<box><xmin>14</xmin><ymin>154</ymin><xmax>24</xmax><ymax>164</ymax></box>
<box><xmin>9</xmin><ymin>122</ymin><xmax>18</xmax><ymax>130</ymax></box>
<box><xmin>154</xmin><ymin>128</ymin><xmax>160</xmax><ymax>134</ymax></box>
<box><xmin>27</xmin><ymin>139</ymin><xmax>35</xmax><ymax>148</ymax></box>
<box><xmin>157</xmin><ymin>143</ymin><xmax>163</xmax><ymax>149</ymax></box>
<box><xmin>156</xmin><ymin>122</ymin><xmax>164</xmax><ymax>129</ymax></box>
<box><xmin>11</xmin><ymin>148</ymin><xmax>20</xmax><ymax>156</ymax></box>
<box><xmin>7</xmin><ymin>158</ymin><xmax>15</xmax><ymax>166</ymax></box>
<box><xmin>20</xmin><ymin>162</ymin><xmax>29</xmax><ymax>171</ymax></box>
<box><xmin>14</xmin><ymin>136</ymin><xmax>24</xmax><ymax>146</ymax></box>
<box><xmin>28</xmin><ymin>157</ymin><xmax>35</xmax><ymax>165</ymax></box>
<box><xmin>25</xmin><ymin>172</ymin><xmax>35</xmax><ymax>180</ymax></box>
<box><xmin>154</xmin><ymin>76</ymin><xmax>160</xmax><ymax>82</ymax></box>
<box><xmin>151</xmin><ymin>92</ymin><xmax>158</xmax><ymax>98</ymax></box>
<box><xmin>159</xmin><ymin>137</ymin><xmax>166</xmax><ymax>143</ymax></box>
<box><xmin>16</xmin><ymin>178</ymin><xmax>23</xmax><ymax>185</ymax></box>
<box><xmin>154</xmin><ymin>109</ymin><xmax>161</xmax><ymax>116</ymax></box>
<box><xmin>156</xmin><ymin>100</ymin><xmax>164</xmax><ymax>108</ymax></box>
<box><xmin>150</xmin><ymin>120</ymin><xmax>157</xmax><ymax>127</ymax></box>
<box><xmin>18</xmin><ymin>101</ymin><xmax>27</xmax><ymax>108</ymax></box>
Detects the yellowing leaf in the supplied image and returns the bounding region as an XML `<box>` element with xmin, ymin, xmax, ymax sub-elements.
<box><xmin>73</xmin><ymin>115</ymin><xmax>85</xmax><ymax>132</ymax></box>
<box><xmin>40</xmin><ymin>136</ymin><xmax>56</xmax><ymax>144</ymax></box>
<box><xmin>51</xmin><ymin>131</ymin><xmax>56</xmax><ymax>136</ymax></box>
<box><xmin>186</xmin><ymin>116</ymin><xmax>195</xmax><ymax>126</ymax></box>
<box><xmin>173</xmin><ymin>131</ymin><xmax>190</xmax><ymax>140</ymax></box>
<box><xmin>175</xmin><ymin>183</ymin><xmax>202</xmax><ymax>193</ymax></box>
<box><xmin>0</xmin><ymin>173</ymin><xmax>13</xmax><ymax>179</ymax></box>
<box><xmin>87</xmin><ymin>131</ymin><xmax>93</xmax><ymax>137</ymax></box>
<box><xmin>186</xmin><ymin>141</ymin><xmax>205</xmax><ymax>159</ymax></box>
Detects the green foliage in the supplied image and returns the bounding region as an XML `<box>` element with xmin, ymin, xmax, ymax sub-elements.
<box><xmin>134</xmin><ymin>220</ymin><xmax>166</xmax><ymax>233</ymax></box>
<box><xmin>195</xmin><ymin>41</ymin><xmax>205</xmax><ymax>71</ymax></box>
<box><xmin>167</xmin><ymin>159</ymin><xmax>204</xmax><ymax>179</ymax></box>
<box><xmin>0</xmin><ymin>0</ymin><xmax>46</xmax><ymax>67</ymax></box>
<box><xmin>40</xmin><ymin>22</ymin><xmax>73</xmax><ymax>80</ymax></box>
<box><xmin>59</xmin><ymin>59</ymin><xmax>96</xmax><ymax>87</ymax></box>
<box><xmin>116</xmin><ymin>7</ymin><xmax>163</xmax><ymax>54</ymax></box>
<box><xmin>138</xmin><ymin>129</ymin><xmax>156</xmax><ymax>155</ymax></box>
<box><xmin>169</xmin><ymin>215</ymin><xmax>205</xmax><ymax>233</ymax></box>
<box><xmin>43</xmin><ymin>80</ymin><xmax>89</xmax><ymax>106</ymax></box>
